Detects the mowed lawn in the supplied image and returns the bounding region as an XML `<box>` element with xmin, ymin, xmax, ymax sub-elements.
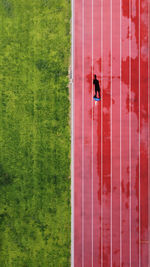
<box><xmin>0</xmin><ymin>0</ymin><xmax>71</xmax><ymax>266</ymax></box>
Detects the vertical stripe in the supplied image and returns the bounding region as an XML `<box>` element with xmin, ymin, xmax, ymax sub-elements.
<box><xmin>82</xmin><ymin>0</ymin><xmax>84</xmax><ymax>265</ymax></box>
<box><xmin>120</xmin><ymin>0</ymin><xmax>122</xmax><ymax>265</ymax></box>
<box><xmin>101</xmin><ymin>0</ymin><xmax>103</xmax><ymax>265</ymax></box>
<box><xmin>71</xmin><ymin>0</ymin><xmax>74</xmax><ymax>264</ymax></box>
<box><xmin>148</xmin><ymin>0</ymin><xmax>150</xmax><ymax>262</ymax></box>
<box><xmin>110</xmin><ymin>0</ymin><xmax>113</xmax><ymax>265</ymax></box>
<box><xmin>129</xmin><ymin>0</ymin><xmax>132</xmax><ymax>265</ymax></box>
<box><xmin>148</xmin><ymin>1</ymin><xmax>150</xmax><ymax>266</ymax></box>
<box><xmin>91</xmin><ymin>0</ymin><xmax>94</xmax><ymax>266</ymax></box>
<box><xmin>138</xmin><ymin>0</ymin><xmax>141</xmax><ymax>265</ymax></box>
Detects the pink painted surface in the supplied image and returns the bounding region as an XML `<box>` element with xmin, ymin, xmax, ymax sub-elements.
<box><xmin>74</xmin><ymin>0</ymin><xmax>149</xmax><ymax>266</ymax></box>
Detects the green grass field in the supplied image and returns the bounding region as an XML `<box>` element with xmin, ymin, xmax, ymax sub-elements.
<box><xmin>0</xmin><ymin>0</ymin><xmax>71</xmax><ymax>266</ymax></box>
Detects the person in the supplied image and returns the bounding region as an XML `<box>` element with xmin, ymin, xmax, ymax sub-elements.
<box><xmin>93</xmin><ymin>74</ymin><xmax>100</xmax><ymax>99</ymax></box>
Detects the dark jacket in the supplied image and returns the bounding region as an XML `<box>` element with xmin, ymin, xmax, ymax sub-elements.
<box><xmin>93</xmin><ymin>78</ymin><xmax>100</xmax><ymax>90</ymax></box>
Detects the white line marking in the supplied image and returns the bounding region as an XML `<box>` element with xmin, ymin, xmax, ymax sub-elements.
<box><xmin>139</xmin><ymin>0</ymin><xmax>141</xmax><ymax>265</ymax></box>
<box><xmin>82</xmin><ymin>0</ymin><xmax>85</xmax><ymax>265</ymax></box>
<box><xmin>110</xmin><ymin>0</ymin><xmax>113</xmax><ymax>265</ymax></box>
<box><xmin>129</xmin><ymin>0</ymin><xmax>132</xmax><ymax>265</ymax></box>
<box><xmin>120</xmin><ymin>0</ymin><xmax>122</xmax><ymax>265</ymax></box>
<box><xmin>148</xmin><ymin>1</ymin><xmax>150</xmax><ymax>266</ymax></box>
<box><xmin>148</xmin><ymin>0</ymin><xmax>150</xmax><ymax>265</ymax></box>
<box><xmin>101</xmin><ymin>0</ymin><xmax>103</xmax><ymax>265</ymax></box>
<box><xmin>71</xmin><ymin>0</ymin><xmax>74</xmax><ymax>265</ymax></box>
<box><xmin>92</xmin><ymin>0</ymin><xmax>94</xmax><ymax>265</ymax></box>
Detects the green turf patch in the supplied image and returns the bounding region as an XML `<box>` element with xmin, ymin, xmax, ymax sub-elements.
<box><xmin>0</xmin><ymin>0</ymin><xmax>71</xmax><ymax>266</ymax></box>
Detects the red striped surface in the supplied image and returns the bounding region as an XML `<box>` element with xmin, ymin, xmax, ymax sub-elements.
<box><xmin>74</xmin><ymin>0</ymin><xmax>149</xmax><ymax>266</ymax></box>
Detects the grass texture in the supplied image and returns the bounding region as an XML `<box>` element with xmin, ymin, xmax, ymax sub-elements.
<box><xmin>0</xmin><ymin>0</ymin><xmax>71</xmax><ymax>266</ymax></box>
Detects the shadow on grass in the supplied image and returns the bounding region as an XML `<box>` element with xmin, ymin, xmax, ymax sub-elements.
<box><xmin>0</xmin><ymin>164</ymin><xmax>14</xmax><ymax>186</ymax></box>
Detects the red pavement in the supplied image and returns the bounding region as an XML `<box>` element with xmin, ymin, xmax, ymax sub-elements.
<box><xmin>74</xmin><ymin>0</ymin><xmax>149</xmax><ymax>266</ymax></box>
